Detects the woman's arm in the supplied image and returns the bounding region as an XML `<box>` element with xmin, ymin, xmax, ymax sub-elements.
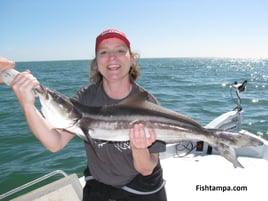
<box><xmin>10</xmin><ymin>70</ymin><xmax>74</xmax><ymax>152</ymax></box>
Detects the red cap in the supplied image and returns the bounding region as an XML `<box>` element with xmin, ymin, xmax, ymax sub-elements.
<box><xmin>95</xmin><ymin>29</ymin><xmax>130</xmax><ymax>52</ymax></box>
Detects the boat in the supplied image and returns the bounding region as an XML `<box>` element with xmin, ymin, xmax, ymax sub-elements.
<box><xmin>1</xmin><ymin>80</ymin><xmax>267</xmax><ymax>201</ymax></box>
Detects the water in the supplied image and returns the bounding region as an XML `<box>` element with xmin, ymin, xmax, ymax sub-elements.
<box><xmin>0</xmin><ymin>58</ymin><xmax>267</xmax><ymax>196</ymax></box>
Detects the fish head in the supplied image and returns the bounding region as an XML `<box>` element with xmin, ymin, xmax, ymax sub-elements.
<box><xmin>35</xmin><ymin>85</ymin><xmax>81</xmax><ymax>129</ymax></box>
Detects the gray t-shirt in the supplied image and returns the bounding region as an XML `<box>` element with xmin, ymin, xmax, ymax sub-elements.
<box><xmin>72</xmin><ymin>82</ymin><xmax>166</xmax><ymax>187</ymax></box>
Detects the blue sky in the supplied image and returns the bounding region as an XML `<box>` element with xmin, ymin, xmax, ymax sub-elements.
<box><xmin>1</xmin><ymin>0</ymin><xmax>268</xmax><ymax>61</ymax></box>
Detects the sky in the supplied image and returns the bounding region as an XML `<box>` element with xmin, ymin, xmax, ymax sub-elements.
<box><xmin>1</xmin><ymin>0</ymin><xmax>268</xmax><ymax>61</ymax></box>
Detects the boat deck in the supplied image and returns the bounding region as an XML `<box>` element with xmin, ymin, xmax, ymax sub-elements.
<box><xmin>2</xmin><ymin>138</ymin><xmax>267</xmax><ymax>201</ymax></box>
<box><xmin>162</xmin><ymin>153</ymin><xmax>268</xmax><ymax>201</ymax></box>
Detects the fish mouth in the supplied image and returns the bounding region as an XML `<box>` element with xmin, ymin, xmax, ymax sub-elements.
<box><xmin>35</xmin><ymin>85</ymin><xmax>45</xmax><ymax>94</ymax></box>
<box><xmin>35</xmin><ymin>85</ymin><xmax>49</xmax><ymax>99</ymax></box>
<box><xmin>35</xmin><ymin>85</ymin><xmax>60</xmax><ymax>102</ymax></box>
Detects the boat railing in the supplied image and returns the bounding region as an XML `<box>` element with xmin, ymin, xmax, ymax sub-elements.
<box><xmin>0</xmin><ymin>170</ymin><xmax>68</xmax><ymax>200</ymax></box>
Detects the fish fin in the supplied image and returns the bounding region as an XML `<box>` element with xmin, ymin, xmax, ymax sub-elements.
<box><xmin>70</xmin><ymin>98</ymin><xmax>102</xmax><ymax>114</ymax></box>
<box><xmin>118</xmin><ymin>92</ymin><xmax>203</xmax><ymax>129</ymax></box>
<box><xmin>213</xmin><ymin>142</ymin><xmax>244</xmax><ymax>168</ymax></box>
<box><xmin>118</xmin><ymin>91</ymin><xmax>149</xmax><ymax>106</ymax></box>
<box><xmin>59</xmin><ymin>128</ymin><xmax>89</xmax><ymax>142</ymax></box>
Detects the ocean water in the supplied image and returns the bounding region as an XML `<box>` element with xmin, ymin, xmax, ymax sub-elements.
<box><xmin>0</xmin><ymin>58</ymin><xmax>267</xmax><ymax>197</ymax></box>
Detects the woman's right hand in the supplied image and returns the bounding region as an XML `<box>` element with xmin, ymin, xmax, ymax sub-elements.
<box><xmin>10</xmin><ymin>70</ymin><xmax>40</xmax><ymax>107</ymax></box>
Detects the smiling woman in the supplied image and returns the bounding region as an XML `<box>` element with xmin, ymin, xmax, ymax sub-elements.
<box><xmin>90</xmin><ymin>29</ymin><xmax>140</xmax><ymax>88</ymax></box>
<box><xmin>96</xmin><ymin>37</ymin><xmax>133</xmax><ymax>91</ymax></box>
<box><xmin>72</xmin><ymin>29</ymin><xmax>167</xmax><ymax>200</ymax></box>
<box><xmin>0</xmin><ymin>29</ymin><xmax>168</xmax><ymax>201</ymax></box>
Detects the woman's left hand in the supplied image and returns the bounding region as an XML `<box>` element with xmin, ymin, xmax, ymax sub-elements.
<box><xmin>129</xmin><ymin>123</ymin><xmax>158</xmax><ymax>175</ymax></box>
<box><xmin>129</xmin><ymin>123</ymin><xmax>156</xmax><ymax>149</ymax></box>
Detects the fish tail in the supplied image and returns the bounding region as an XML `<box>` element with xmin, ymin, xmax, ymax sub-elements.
<box><xmin>207</xmin><ymin>128</ymin><xmax>264</xmax><ymax>148</ymax></box>
<box><xmin>213</xmin><ymin>142</ymin><xmax>243</xmax><ymax>168</ymax></box>
<box><xmin>205</xmin><ymin>128</ymin><xmax>263</xmax><ymax>168</ymax></box>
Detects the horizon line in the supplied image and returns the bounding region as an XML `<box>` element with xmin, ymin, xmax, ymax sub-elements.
<box><xmin>16</xmin><ymin>56</ymin><xmax>268</xmax><ymax>63</ymax></box>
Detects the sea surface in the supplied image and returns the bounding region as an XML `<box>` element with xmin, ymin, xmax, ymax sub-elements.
<box><xmin>0</xmin><ymin>58</ymin><xmax>267</xmax><ymax>198</ymax></box>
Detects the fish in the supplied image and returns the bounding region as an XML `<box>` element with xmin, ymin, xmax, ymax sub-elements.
<box><xmin>35</xmin><ymin>85</ymin><xmax>264</xmax><ymax>168</ymax></box>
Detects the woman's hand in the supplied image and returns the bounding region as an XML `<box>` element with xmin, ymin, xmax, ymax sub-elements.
<box><xmin>129</xmin><ymin>123</ymin><xmax>158</xmax><ymax>176</ymax></box>
<box><xmin>129</xmin><ymin>123</ymin><xmax>156</xmax><ymax>149</ymax></box>
<box><xmin>10</xmin><ymin>70</ymin><xmax>40</xmax><ymax>107</ymax></box>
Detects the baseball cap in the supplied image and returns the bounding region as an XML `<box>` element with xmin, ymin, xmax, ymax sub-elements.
<box><xmin>95</xmin><ymin>28</ymin><xmax>130</xmax><ymax>52</ymax></box>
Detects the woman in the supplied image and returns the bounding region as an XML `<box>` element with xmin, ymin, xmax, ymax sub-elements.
<box><xmin>3</xmin><ymin>29</ymin><xmax>167</xmax><ymax>200</ymax></box>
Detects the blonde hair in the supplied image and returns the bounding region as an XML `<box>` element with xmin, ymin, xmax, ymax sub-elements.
<box><xmin>89</xmin><ymin>50</ymin><xmax>140</xmax><ymax>84</ymax></box>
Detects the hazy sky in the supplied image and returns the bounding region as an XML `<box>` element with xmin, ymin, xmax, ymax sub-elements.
<box><xmin>1</xmin><ymin>0</ymin><xmax>268</xmax><ymax>61</ymax></box>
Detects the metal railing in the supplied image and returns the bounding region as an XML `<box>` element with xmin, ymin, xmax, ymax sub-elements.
<box><xmin>0</xmin><ymin>170</ymin><xmax>68</xmax><ymax>200</ymax></box>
